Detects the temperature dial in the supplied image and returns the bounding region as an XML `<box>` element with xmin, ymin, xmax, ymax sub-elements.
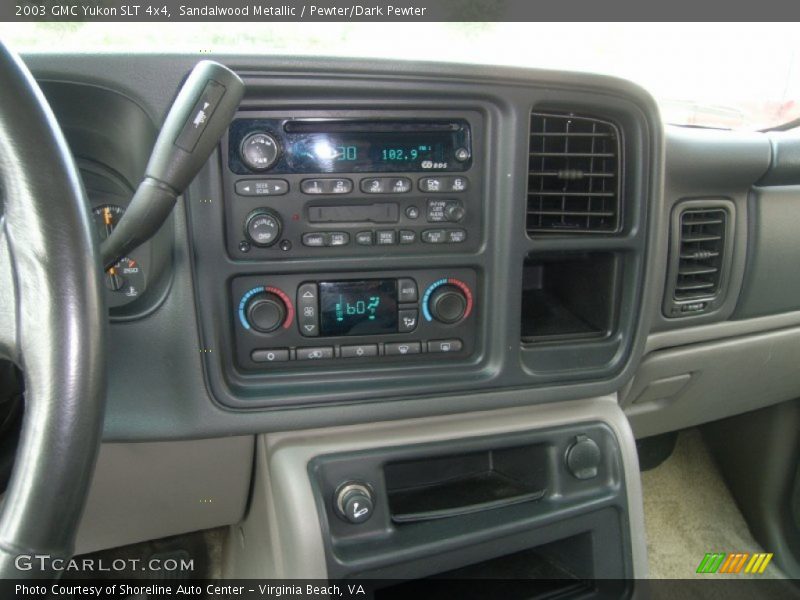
<box><xmin>244</xmin><ymin>208</ymin><xmax>282</xmax><ymax>247</ymax></box>
<box><xmin>240</xmin><ymin>132</ymin><xmax>280</xmax><ymax>171</ymax></box>
<box><xmin>245</xmin><ymin>292</ymin><xmax>286</xmax><ymax>333</ymax></box>
<box><xmin>238</xmin><ymin>286</ymin><xmax>295</xmax><ymax>333</ymax></box>
<box><xmin>423</xmin><ymin>278</ymin><xmax>474</xmax><ymax>325</ymax></box>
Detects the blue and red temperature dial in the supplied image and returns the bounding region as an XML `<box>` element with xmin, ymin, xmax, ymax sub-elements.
<box><xmin>238</xmin><ymin>285</ymin><xmax>294</xmax><ymax>333</ymax></box>
<box><xmin>422</xmin><ymin>278</ymin><xmax>473</xmax><ymax>324</ymax></box>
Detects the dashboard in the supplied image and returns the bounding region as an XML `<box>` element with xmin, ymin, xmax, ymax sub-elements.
<box><xmin>22</xmin><ymin>53</ymin><xmax>800</xmax><ymax>442</ymax></box>
<box><xmin>18</xmin><ymin>52</ymin><xmax>800</xmax><ymax>578</ymax></box>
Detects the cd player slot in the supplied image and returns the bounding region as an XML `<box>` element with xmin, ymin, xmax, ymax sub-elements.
<box><xmin>283</xmin><ymin>120</ymin><xmax>460</xmax><ymax>133</ymax></box>
<box><xmin>308</xmin><ymin>203</ymin><xmax>400</xmax><ymax>224</ymax></box>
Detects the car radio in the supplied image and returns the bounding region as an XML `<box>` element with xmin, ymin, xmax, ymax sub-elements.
<box><xmin>220</xmin><ymin>111</ymin><xmax>484</xmax><ymax>259</ymax></box>
<box><xmin>231</xmin><ymin>268</ymin><xmax>477</xmax><ymax>370</ymax></box>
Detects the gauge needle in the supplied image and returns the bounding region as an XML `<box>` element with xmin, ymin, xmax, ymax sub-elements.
<box><xmin>103</xmin><ymin>206</ymin><xmax>114</xmax><ymax>238</ymax></box>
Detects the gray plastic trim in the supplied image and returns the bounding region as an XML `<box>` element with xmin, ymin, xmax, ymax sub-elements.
<box><xmin>625</xmin><ymin>326</ymin><xmax>800</xmax><ymax>438</ymax></box>
<box><xmin>75</xmin><ymin>436</ymin><xmax>254</xmax><ymax>555</ymax></box>
<box><xmin>223</xmin><ymin>395</ymin><xmax>648</xmax><ymax>579</ymax></box>
<box><xmin>649</xmin><ymin>125</ymin><xmax>770</xmax><ymax>332</ymax></box>
<box><xmin>734</xmin><ymin>185</ymin><xmax>800</xmax><ymax>319</ymax></box>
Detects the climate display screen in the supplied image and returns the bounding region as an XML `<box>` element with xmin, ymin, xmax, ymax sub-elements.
<box><xmin>319</xmin><ymin>279</ymin><xmax>398</xmax><ymax>336</ymax></box>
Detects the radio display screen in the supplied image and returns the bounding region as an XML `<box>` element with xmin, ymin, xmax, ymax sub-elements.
<box><xmin>229</xmin><ymin>119</ymin><xmax>472</xmax><ymax>174</ymax></box>
<box><xmin>319</xmin><ymin>279</ymin><xmax>398</xmax><ymax>336</ymax></box>
<box><xmin>288</xmin><ymin>132</ymin><xmax>458</xmax><ymax>173</ymax></box>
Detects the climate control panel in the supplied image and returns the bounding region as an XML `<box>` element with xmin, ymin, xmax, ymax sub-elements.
<box><xmin>232</xmin><ymin>269</ymin><xmax>478</xmax><ymax>370</ymax></box>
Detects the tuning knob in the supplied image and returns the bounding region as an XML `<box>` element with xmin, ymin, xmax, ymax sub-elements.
<box><xmin>428</xmin><ymin>284</ymin><xmax>468</xmax><ymax>324</ymax></box>
<box><xmin>245</xmin><ymin>292</ymin><xmax>287</xmax><ymax>333</ymax></box>
<box><xmin>244</xmin><ymin>208</ymin><xmax>282</xmax><ymax>247</ymax></box>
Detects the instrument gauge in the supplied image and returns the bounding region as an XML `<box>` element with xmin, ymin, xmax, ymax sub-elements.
<box><xmin>91</xmin><ymin>204</ymin><xmax>146</xmax><ymax>307</ymax></box>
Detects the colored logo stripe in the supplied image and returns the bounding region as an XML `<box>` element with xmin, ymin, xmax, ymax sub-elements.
<box><xmin>745</xmin><ymin>553</ymin><xmax>773</xmax><ymax>574</ymax></box>
<box><xmin>697</xmin><ymin>553</ymin><xmax>726</xmax><ymax>573</ymax></box>
<box><xmin>696</xmin><ymin>552</ymin><xmax>773</xmax><ymax>574</ymax></box>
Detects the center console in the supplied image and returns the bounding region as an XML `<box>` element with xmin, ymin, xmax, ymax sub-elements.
<box><xmin>183</xmin><ymin>66</ymin><xmax>657</xmax><ymax>417</ymax></box>
<box><xmin>222</xmin><ymin>111</ymin><xmax>484</xmax><ymax>372</ymax></box>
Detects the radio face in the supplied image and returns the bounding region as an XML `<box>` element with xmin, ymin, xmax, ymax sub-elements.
<box><xmin>228</xmin><ymin>119</ymin><xmax>472</xmax><ymax>175</ymax></box>
<box><xmin>221</xmin><ymin>111</ymin><xmax>484</xmax><ymax>260</ymax></box>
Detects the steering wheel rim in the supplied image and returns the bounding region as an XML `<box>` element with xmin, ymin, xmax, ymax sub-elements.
<box><xmin>0</xmin><ymin>42</ymin><xmax>106</xmax><ymax>577</ymax></box>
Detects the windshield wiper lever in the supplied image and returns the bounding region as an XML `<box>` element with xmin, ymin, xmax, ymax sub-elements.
<box><xmin>101</xmin><ymin>60</ymin><xmax>245</xmax><ymax>269</ymax></box>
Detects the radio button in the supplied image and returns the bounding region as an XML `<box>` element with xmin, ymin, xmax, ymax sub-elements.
<box><xmin>235</xmin><ymin>179</ymin><xmax>289</xmax><ymax>196</ymax></box>
<box><xmin>376</xmin><ymin>230</ymin><xmax>397</xmax><ymax>245</ymax></box>
<box><xmin>421</xmin><ymin>229</ymin><xmax>447</xmax><ymax>244</ymax></box>
<box><xmin>362</xmin><ymin>177</ymin><xmax>412</xmax><ymax>194</ymax></box>
<box><xmin>298</xmin><ymin>283</ymin><xmax>319</xmax><ymax>337</ymax></box>
<box><xmin>426</xmin><ymin>199</ymin><xmax>447</xmax><ymax>222</ymax></box>
<box><xmin>302</xmin><ymin>232</ymin><xmax>328</xmax><ymax>247</ymax></box>
<box><xmin>420</xmin><ymin>176</ymin><xmax>469</xmax><ymax>193</ymax></box>
<box><xmin>450</xmin><ymin>177</ymin><xmax>469</xmax><ymax>192</ymax></box>
<box><xmin>302</xmin><ymin>178</ymin><xmax>352</xmax><ymax>195</ymax></box>
<box><xmin>455</xmin><ymin>147</ymin><xmax>470</xmax><ymax>162</ymax></box>
<box><xmin>385</xmin><ymin>341</ymin><xmax>421</xmax><ymax>356</ymax></box>
<box><xmin>328</xmin><ymin>179</ymin><xmax>353</xmax><ymax>194</ymax></box>
<box><xmin>361</xmin><ymin>178</ymin><xmax>387</xmax><ymax>194</ymax></box>
<box><xmin>428</xmin><ymin>339</ymin><xmax>463</xmax><ymax>354</ymax></box>
<box><xmin>399</xmin><ymin>230</ymin><xmax>416</xmax><ymax>244</ymax></box>
<box><xmin>328</xmin><ymin>232</ymin><xmax>350</xmax><ymax>246</ymax></box>
<box><xmin>340</xmin><ymin>344</ymin><xmax>379</xmax><ymax>358</ymax></box>
<box><xmin>419</xmin><ymin>177</ymin><xmax>445</xmax><ymax>193</ymax></box>
<box><xmin>427</xmin><ymin>199</ymin><xmax>464</xmax><ymax>223</ymax></box>
<box><xmin>297</xmin><ymin>347</ymin><xmax>334</xmax><ymax>360</ymax></box>
<box><xmin>447</xmin><ymin>229</ymin><xmax>467</xmax><ymax>243</ymax></box>
<box><xmin>398</xmin><ymin>309</ymin><xmax>419</xmax><ymax>333</ymax></box>
<box><xmin>397</xmin><ymin>278</ymin><xmax>418</xmax><ymax>303</ymax></box>
<box><xmin>355</xmin><ymin>231</ymin><xmax>374</xmax><ymax>246</ymax></box>
<box><xmin>405</xmin><ymin>205</ymin><xmax>420</xmax><ymax>220</ymax></box>
<box><xmin>251</xmin><ymin>349</ymin><xmax>290</xmax><ymax>363</ymax></box>
<box><xmin>301</xmin><ymin>179</ymin><xmax>326</xmax><ymax>194</ymax></box>
<box><xmin>389</xmin><ymin>178</ymin><xmax>412</xmax><ymax>193</ymax></box>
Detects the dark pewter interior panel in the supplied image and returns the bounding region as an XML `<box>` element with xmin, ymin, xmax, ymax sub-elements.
<box><xmin>186</xmin><ymin>68</ymin><xmax>660</xmax><ymax>410</ymax></box>
<box><xmin>309</xmin><ymin>422</ymin><xmax>631</xmax><ymax>581</ymax></box>
<box><xmin>23</xmin><ymin>54</ymin><xmax>666</xmax><ymax>438</ymax></box>
<box><xmin>734</xmin><ymin>186</ymin><xmax>800</xmax><ymax>319</ymax></box>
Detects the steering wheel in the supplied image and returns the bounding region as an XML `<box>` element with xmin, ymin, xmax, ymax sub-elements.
<box><xmin>0</xmin><ymin>42</ymin><xmax>106</xmax><ymax>576</ymax></box>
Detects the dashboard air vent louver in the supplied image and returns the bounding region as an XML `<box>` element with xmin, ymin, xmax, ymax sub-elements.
<box><xmin>673</xmin><ymin>208</ymin><xmax>726</xmax><ymax>301</ymax></box>
<box><xmin>527</xmin><ymin>112</ymin><xmax>621</xmax><ymax>234</ymax></box>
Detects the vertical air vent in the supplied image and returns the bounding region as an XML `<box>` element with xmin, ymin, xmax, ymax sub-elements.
<box><xmin>527</xmin><ymin>112</ymin><xmax>622</xmax><ymax>234</ymax></box>
<box><xmin>665</xmin><ymin>201</ymin><xmax>734</xmax><ymax>318</ymax></box>
<box><xmin>674</xmin><ymin>209</ymin><xmax>726</xmax><ymax>300</ymax></box>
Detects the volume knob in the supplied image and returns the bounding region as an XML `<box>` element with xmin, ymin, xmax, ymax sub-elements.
<box><xmin>240</xmin><ymin>132</ymin><xmax>280</xmax><ymax>171</ymax></box>
<box><xmin>428</xmin><ymin>285</ymin><xmax>468</xmax><ymax>324</ymax></box>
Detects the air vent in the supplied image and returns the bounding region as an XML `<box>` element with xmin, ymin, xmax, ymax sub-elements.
<box><xmin>665</xmin><ymin>201</ymin><xmax>734</xmax><ymax>318</ymax></box>
<box><xmin>527</xmin><ymin>112</ymin><xmax>621</xmax><ymax>234</ymax></box>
